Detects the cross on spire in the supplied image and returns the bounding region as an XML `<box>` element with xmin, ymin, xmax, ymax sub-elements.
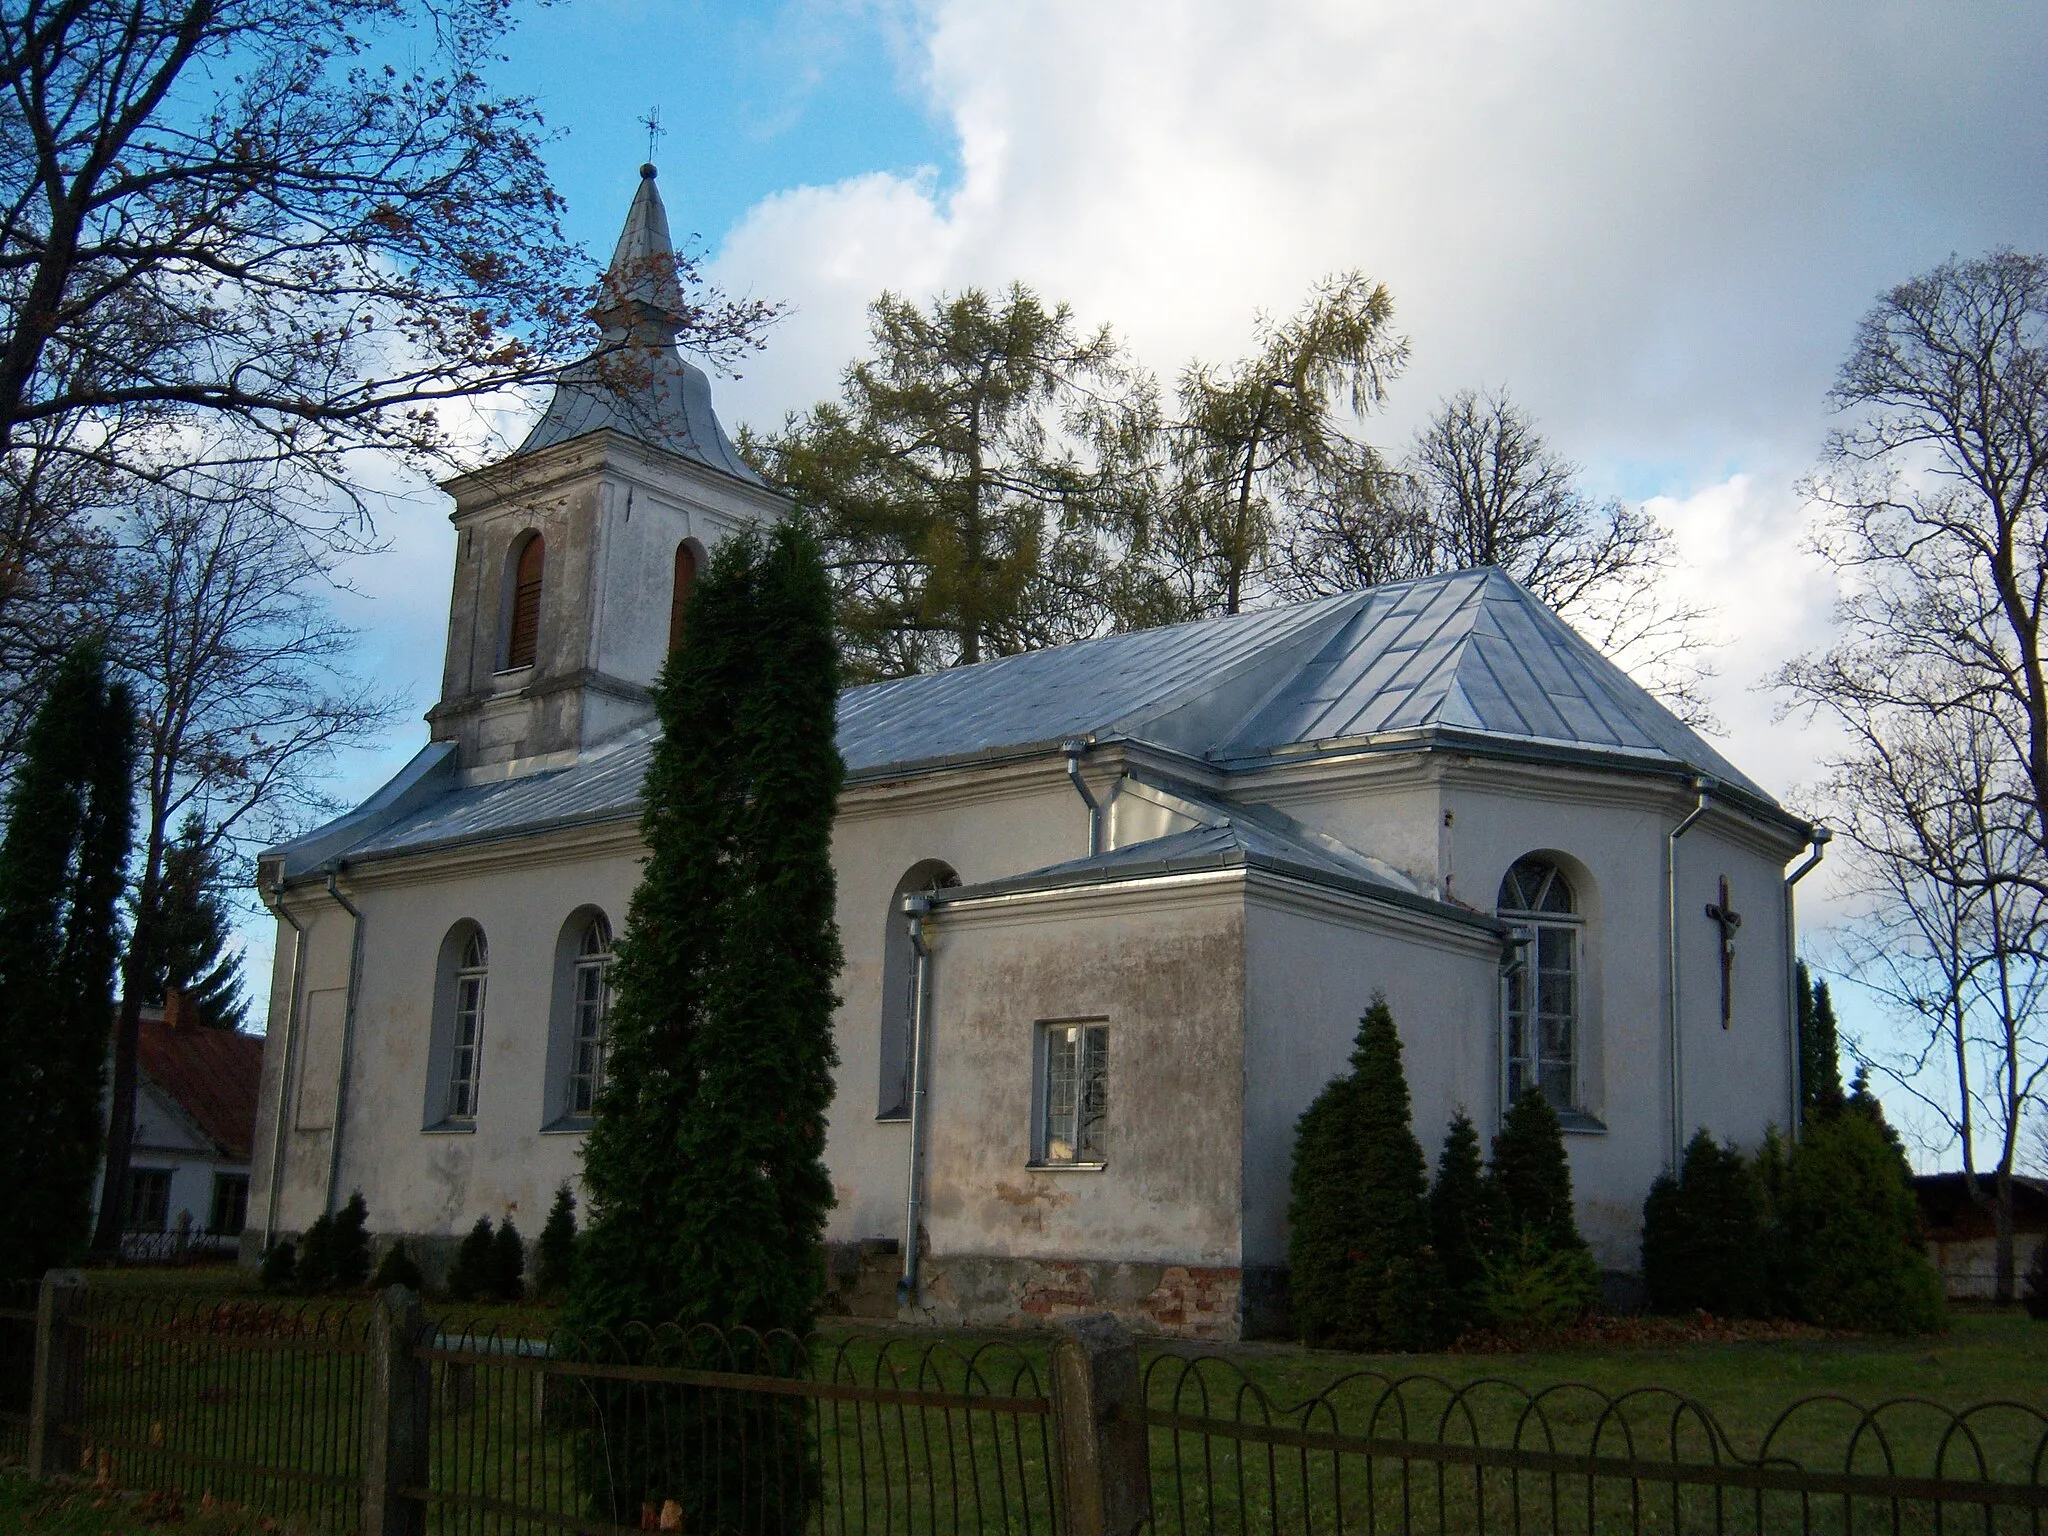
<box><xmin>640</xmin><ymin>106</ymin><xmax>665</xmax><ymax>166</ymax></box>
<box><xmin>1705</xmin><ymin>875</ymin><xmax>1742</xmax><ymax>1029</ymax></box>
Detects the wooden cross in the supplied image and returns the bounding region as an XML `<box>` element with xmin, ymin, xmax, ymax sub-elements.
<box><xmin>1704</xmin><ymin>875</ymin><xmax>1742</xmax><ymax>1029</ymax></box>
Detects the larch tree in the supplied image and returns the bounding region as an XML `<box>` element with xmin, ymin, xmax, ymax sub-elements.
<box><xmin>754</xmin><ymin>285</ymin><xmax>1147</xmax><ymax>679</ymax></box>
<box><xmin>1782</xmin><ymin>249</ymin><xmax>2048</xmax><ymax>1302</ymax></box>
<box><xmin>0</xmin><ymin>642</ymin><xmax>135</xmax><ymax>1279</ymax></box>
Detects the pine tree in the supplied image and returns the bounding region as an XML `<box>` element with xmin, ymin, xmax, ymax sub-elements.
<box><xmin>1430</xmin><ymin>1111</ymin><xmax>1500</xmax><ymax>1334</ymax></box>
<box><xmin>448</xmin><ymin>1217</ymin><xmax>495</xmax><ymax>1304</ymax></box>
<box><xmin>569</xmin><ymin>521</ymin><xmax>843</xmax><ymax>1528</ymax></box>
<box><xmin>1286</xmin><ymin>996</ymin><xmax>1447</xmax><ymax>1349</ymax></box>
<box><xmin>152</xmin><ymin>817</ymin><xmax>249</xmax><ymax>1031</ymax></box>
<box><xmin>0</xmin><ymin>643</ymin><xmax>137</xmax><ymax>1280</ymax></box>
<box><xmin>534</xmin><ymin>1184</ymin><xmax>578</xmax><ymax>1300</ymax></box>
<box><xmin>1796</xmin><ymin>961</ymin><xmax>1844</xmax><ymax>1123</ymax></box>
<box><xmin>490</xmin><ymin>1219</ymin><xmax>526</xmax><ymax>1302</ymax></box>
<box><xmin>1641</xmin><ymin>1131</ymin><xmax>1768</xmax><ymax>1317</ymax></box>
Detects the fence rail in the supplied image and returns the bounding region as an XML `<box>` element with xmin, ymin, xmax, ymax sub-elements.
<box><xmin>2</xmin><ymin>1274</ymin><xmax>2044</xmax><ymax>1536</ymax></box>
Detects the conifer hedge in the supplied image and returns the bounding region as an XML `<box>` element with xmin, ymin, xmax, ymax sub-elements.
<box><xmin>1642</xmin><ymin>1130</ymin><xmax>1768</xmax><ymax>1317</ymax></box>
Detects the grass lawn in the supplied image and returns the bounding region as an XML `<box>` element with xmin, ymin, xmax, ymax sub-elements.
<box><xmin>0</xmin><ymin>1471</ymin><xmax>286</xmax><ymax>1534</ymax></box>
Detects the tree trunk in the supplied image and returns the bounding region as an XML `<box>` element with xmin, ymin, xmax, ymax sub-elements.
<box><xmin>89</xmin><ymin>941</ymin><xmax>152</xmax><ymax>1257</ymax></box>
<box><xmin>1995</xmin><ymin>1164</ymin><xmax>2016</xmax><ymax>1305</ymax></box>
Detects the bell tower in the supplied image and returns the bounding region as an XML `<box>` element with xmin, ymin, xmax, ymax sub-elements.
<box><xmin>427</xmin><ymin>166</ymin><xmax>786</xmax><ymax>775</ymax></box>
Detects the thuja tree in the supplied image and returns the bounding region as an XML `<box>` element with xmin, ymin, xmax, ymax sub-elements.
<box><xmin>1796</xmin><ymin>961</ymin><xmax>1845</xmax><ymax>1123</ymax></box>
<box><xmin>0</xmin><ymin>642</ymin><xmax>135</xmax><ymax>1278</ymax></box>
<box><xmin>1642</xmin><ymin>1130</ymin><xmax>1768</xmax><ymax>1317</ymax></box>
<box><xmin>1287</xmin><ymin>995</ymin><xmax>1446</xmax><ymax>1349</ymax></box>
<box><xmin>570</xmin><ymin>520</ymin><xmax>843</xmax><ymax>1528</ymax></box>
<box><xmin>1430</xmin><ymin>1112</ymin><xmax>1502</xmax><ymax>1335</ymax></box>
<box><xmin>1481</xmin><ymin>1089</ymin><xmax>1600</xmax><ymax>1330</ymax></box>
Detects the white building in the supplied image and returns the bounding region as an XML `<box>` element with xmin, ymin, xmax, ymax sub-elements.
<box><xmin>248</xmin><ymin>169</ymin><xmax>1823</xmax><ymax>1338</ymax></box>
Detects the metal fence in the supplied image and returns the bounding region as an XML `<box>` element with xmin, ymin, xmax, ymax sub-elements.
<box><xmin>415</xmin><ymin>1316</ymin><xmax>1061</xmax><ymax>1534</ymax></box>
<box><xmin>0</xmin><ymin>1279</ymin><xmax>35</xmax><ymax>1460</ymax></box>
<box><xmin>1140</xmin><ymin>1353</ymin><xmax>2048</xmax><ymax>1536</ymax></box>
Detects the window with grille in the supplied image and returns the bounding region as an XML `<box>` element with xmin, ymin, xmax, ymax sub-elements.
<box><xmin>209</xmin><ymin>1172</ymin><xmax>249</xmax><ymax>1236</ymax></box>
<box><xmin>446</xmin><ymin>929</ymin><xmax>488</xmax><ymax>1120</ymax></box>
<box><xmin>1498</xmin><ymin>856</ymin><xmax>1580</xmax><ymax>1113</ymax></box>
<box><xmin>1039</xmin><ymin>1021</ymin><xmax>1108</xmax><ymax>1166</ymax></box>
<box><xmin>126</xmin><ymin>1168</ymin><xmax>172</xmax><ymax>1232</ymax></box>
<box><xmin>566</xmin><ymin>917</ymin><xmax>613</xmax><ymax>1115</ymax></box>
<box><xmin>669</xmin><ymin>543</ymin><xmax>696</xmax><ymax>654</ymax></box>
<box><xmin>505</xmin><ymin>534</ymin><xmax>544</xmax><ymax>669</ymax></box>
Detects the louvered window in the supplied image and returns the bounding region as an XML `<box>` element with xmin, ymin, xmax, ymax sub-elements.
<box><xmin>669</xmin><ymin>543</ymin><xmax>696</xmax><ymax>654</ymax></box>
<box><xmin>505</xmin><ymin>535</ymin><xmax>544</xmax><ymax>669</ymax></box>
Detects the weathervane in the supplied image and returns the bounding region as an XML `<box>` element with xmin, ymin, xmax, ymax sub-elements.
<box><xmin>639</xmin><ymin>107</ymin><xmax>666</xmax><ymax>165</ymax></box>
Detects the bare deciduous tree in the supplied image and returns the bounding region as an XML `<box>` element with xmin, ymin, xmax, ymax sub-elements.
<box><xmin>1784</xmin><ymin>248</ymin><xmax>2048</xmax><ymax>1297</ymax></box>
<box><xmin>90</xmin><ymin>475</ymin><xmax>396</xmax><ymax>1255</ymax></box>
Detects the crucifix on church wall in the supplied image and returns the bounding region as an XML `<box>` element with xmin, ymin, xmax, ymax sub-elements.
<box><xmin>1704</xmin><ymin>875</ymin><xmax>1742</xmax><ymax>1029</ymax></box>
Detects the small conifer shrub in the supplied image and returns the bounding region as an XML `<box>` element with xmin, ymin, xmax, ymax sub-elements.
<box><xmin>490</xmin><ymin>1219</ymin><xmax>526</xmax><ymax>1302</ymax></box>
<box><xmin>1774</xmin><ymin>1107</ymin><xmax>1944</xmax><ymax>1333</ymax></box>
<box><xmin>259</xmin><ymin>1240</ymin><xmax>297</xmax><ymax>1292</ymax></box>
<box><xmin>295</xmin><ymin>1213</ymin><xmax>337</xmax><ymax>1295</ymax></box>
<box><xmin>1642</xmin><ymin>1131</ymin><xmax>1768</xmax><ymax>1317</ymax></box>
<box><xmin>447</xmin><ymin>1216</ymin><xmax>495</xmax><ymax>1303</ymax></box>
<box><xmin>534</xmin><ymin>1184</ymin><xmax>578</xmax><ymax>1300</ymax></box>
<box><xmin>330</xmin><ymin>1192</ymin><xmax>372</xmax><ymax>1290</ymax></box>
<box><xmin>1430</xmin><ymin>1111</ymin><xmax>1501</xmax><ymax>1334</ymax></box>
<box><xmin>2023</xmin><ymin>1238</ymin><xmax>2048</xmax><ymax>1322</ymax></box>
<box><xmin>1479</xmin><ymin>1089</ymin><xmax>1598</xmax><ymax>1330</ymax></box>
<box><xmin>373</xmin><ymin>1241</ymin><xmax>424</xmax><ymax>1292</ymax></box>
<box><xmin>1287</xmin><ymin>995</ymin><xmax>1447</xmax><ymax>1349</ymax></box>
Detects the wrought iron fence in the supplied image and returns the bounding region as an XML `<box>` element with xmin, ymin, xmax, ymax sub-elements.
<box><xmin>1139</xmin><ymin>1353</ymin><xmax>2048</xmax><ymax>1536</ymax></box>
<box><xmin>0</xmin><ymin>1279</ymin><xmax>36</xmax><ymax>1459</ymax></box>
<box><xmin>416</xmin><ymin>1316</ymin><xmax>1062</xmax><ymax>1535</ymax></box>
<box><xmin>64</xmin><ymin>1287</ymin><xmax>373</xmax><ymax>1533</ymax></box>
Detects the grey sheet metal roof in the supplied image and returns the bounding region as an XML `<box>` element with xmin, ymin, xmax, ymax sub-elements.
<box><xmin>272</xmin><ymin>566</ymin><xmax>1788</xmax><ymax>878</ymax></box>
<box><xmin>940</xmin><ymin>791</ymin><xmax>1502</xmax><ymax>934</ymax></box>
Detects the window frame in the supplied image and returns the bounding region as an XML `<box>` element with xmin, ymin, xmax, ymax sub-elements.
<box><xmin>209</xmin><ymin>1172</ymin><xmax>250</xmax><ymax>1237</ymax></box>
<box><xmin>565</xmin><ymin>916</ymin><xmax>613</xmax><ymax>1117</ymax></box>
<box><xmin>424</xmin><ymin>922</ymin><xmax>489</xmax><ymax>1133</ymax></box>
<box><xmin>125</xmin><ymin>1167</ymin><xmax>173</xmax><ymax>1233</ymax></box>
<box><xmin>500</xmin><ymin>531</ymin><xmax>545</xmax><ymax>672</ymax></box>
<box><xmin>1031</xmin><ymin>1018</ymin><xmax>1109</xmax><ymax>1170</ymax></box>
<box><xmin>1497</xmin><ymin>856</ymin><xmax>1589</xmax><ymax>1121</ymax></box>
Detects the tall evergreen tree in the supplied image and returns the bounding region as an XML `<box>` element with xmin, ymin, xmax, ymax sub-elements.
<box><xmin>1489</xmin><ymin>1089</ymin><xmax>1588</xmax><ymax>1255</ymax></box>
<box><xmin>1641</xmin><ymin>1130</ymin><xmax>1769</xmax><ymax>1317</ymax></box>
<box><xmin>1287</xmin><ymin>995</ymin><xmax>1446</xmax><ymax>1349</ymax></box>
<box><xmin>0</xmin><ymin>642</ymin><xmax>135</xmax><ymax>1279</ymax></box>
<box><xmin>570</xmin><ymin>521</ymin><xmax>843</xmax><ymax>1529</ymax></box>
<box><xmin>1796</xmin><ymin>961</ymin><xmax>1845</xmax><ymax>1122</ymax></box>
<box><xmin>151</xmin><ymin>815</ymin><xmax>248</xmax><ymax>1030</ymax></box>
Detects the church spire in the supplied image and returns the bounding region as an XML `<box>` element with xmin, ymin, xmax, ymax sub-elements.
<box><xmin>592</xmin><ymin>163</ymin><xmax>688</xmax><ymax>341</ymax></box>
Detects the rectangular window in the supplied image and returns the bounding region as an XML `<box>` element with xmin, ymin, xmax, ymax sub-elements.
<box><xmin>447</xmin><ymin>970</ymin><xmax>486</xmax><ymax>1120</ymax></box>
<box><xmin>1039</xmin><ymin>1021</ymin><xmax>1108</xmax><ymax>1165</ymax></box>
<box><xmin>125</xmin><ymin>1168</ymin><xmax>172</xmax><ymax>1233</ymax></box>
<box><xmin>568</xmin><ymin>957</ymin><xmax>609</xmax><ymax>1115</ymax></box>
<box><xmin>1505</xmin><ymin>922</ymin><xmax>1577</xmax><ymax>1111</ymax></box>
<box><xmin>209</xmin><ymin>1173</ymin><xmax>249</xmax><ymax>1236</ymax></box>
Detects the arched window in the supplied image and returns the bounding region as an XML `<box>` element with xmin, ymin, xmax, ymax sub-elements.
<box><xmin>566</xmin><ymin>916</ymin><xmax>613</xmax><ymax>1115</ymax></box>
<box><xmin>425</xmin><ymin>925</ymin><xmax>488</xmax><ymax>1128</ymax></box>
<box><xmin>1498</xmin><ymin>856</ymin><xmax>1579</xmax><ymax>1113</ymax></box>
<box><xmin>504</xmin><ymin>533</ymin><xmax>545</xmax><ymax>669</ymax></box>
<box><xmin>877</xmin><ymin>861</ymin><xmax>959</xmax><ymax>1119</ymax></box>
<box><xmin>668</xmin><ymin>542</ymin><xmax>697</xmax><ymax>654</ymax></box>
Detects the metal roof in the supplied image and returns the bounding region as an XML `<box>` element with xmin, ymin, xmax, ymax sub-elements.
<box><xmin>273</xmin><ymin>567</ymin><xmax>1789</xmax><ymax>878</ymax></box>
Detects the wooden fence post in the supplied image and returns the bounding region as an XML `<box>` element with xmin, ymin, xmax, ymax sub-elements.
<box><xmin>1051</xmin><ymin>1313</ymin><xmax>1150</xmax><ymax>1536</ymax></box>
<box><xmin>27</xmin><ymin>1270</ymin><xmax>86</xmax><ymax>1480</ymax></box>
<box><xmin>363</xmin><ymin>1285</ymin><xmax>430</xmax><ymax>1536</ymax></box>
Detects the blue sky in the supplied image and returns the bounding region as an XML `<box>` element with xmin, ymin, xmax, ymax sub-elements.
<box><xmin>259</xmin><ymin>0</ymin><xmax>2048</xmax><ymax>1165</ymax></box>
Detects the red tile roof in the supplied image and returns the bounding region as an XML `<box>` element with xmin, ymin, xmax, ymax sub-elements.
<box><xmin>137</xmin><ymin>1016</ymin><xmax>264</xmax><ymax>1164</ymax></box>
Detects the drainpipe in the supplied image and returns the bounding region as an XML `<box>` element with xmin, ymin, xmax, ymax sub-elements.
<box><xmin>322</xmin><ymin>863</ymin><xmax>367</xmax><ymax>1219</ymax></box>
<box><xmin>1666</xmin><ymin>779</ymin><xmax>1711</xmax><ymax>1170</ymax></box>
<box><xmin>256</xmin><ymin>864</ymin><xmax>307</xmax><ymax>1251</ymax></box>
<box><xmin>1062</xmin><ymin>738</ymin><xmax>1102</xmax><ymax>856</ymax></box>
<box><xmin>897</xmin><ymin>893</ymin><xmax>936</xmax><ymax>1307</ymax></box>
<box><xmin>1782</xmin><ymin>827</ymin><xmax>1832</xmax><ymax>1139</ymax></box>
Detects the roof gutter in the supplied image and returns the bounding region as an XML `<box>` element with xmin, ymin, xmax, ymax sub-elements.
<box><xmin>1782</xmin><ymin>827</ymin><xmax>1831</xmax><ymax>1139</ymax></box>
<box><xmin>1666</xmin><ymin>780</ymin><xmax>1711</xmax><ymax>1170</ymax></box>
<box><xmin>321</xmin><ymin>863</ymin><xmax>367</xmax><ymax>1218</ymax></box>
<box><xmin>256</xmin><ymin>861</ymin><xmax>307</xmax><ymax>1252</ymax></box>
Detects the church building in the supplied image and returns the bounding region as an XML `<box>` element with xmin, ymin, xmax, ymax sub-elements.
<box><xmin>248</xmin><ymin>169</ymin><xmax>1824</xmax><ymax>1339</ymax></box>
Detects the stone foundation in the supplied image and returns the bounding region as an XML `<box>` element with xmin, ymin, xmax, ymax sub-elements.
<box><xmin>905</xmin><ymin>1255</ymin><xmax>1247</xmax><ymax>1341</ymax></box>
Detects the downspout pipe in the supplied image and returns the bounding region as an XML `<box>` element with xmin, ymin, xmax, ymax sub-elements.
<box><xmin>1666</xmin><ymin>780</ymin><xmax>1711</xmax><ymax>1170</ymax></box>
<box><xmin>322</xmin><ymin>863</ymin><xmax>367</xmax><ymax>1219</ymax></box>
<box><xmin>897</xmin><ymin>892</ymin><xmax>935</xmax><ymax>1308</ymax></box>
<box><xmin>1782</xmin><ymin>827</ymin><xmax>1832</xmax><ymax>1139</ymax></box>
<box><xmin>256</xmin><ymin>864</ymin><xmax>307</xmax><ymax>1251</ymax></box>
<box><xmin>1062</xmin><ymin>738</ymin><xmax>1102</xmax><ymax>857</ymax></box>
